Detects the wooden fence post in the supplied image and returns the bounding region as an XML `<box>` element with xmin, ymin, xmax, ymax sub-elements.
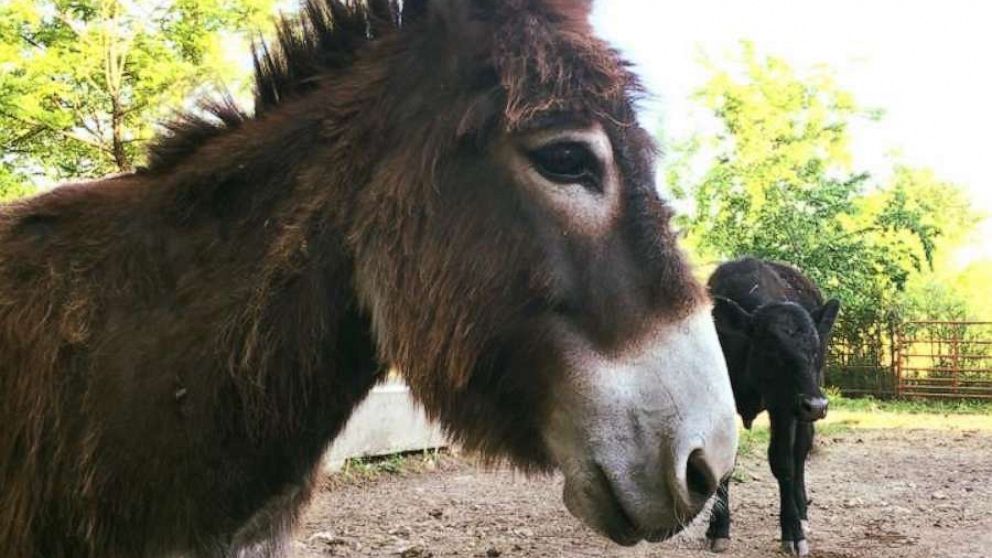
<box><xmin>890</xmin><ymin>319</ymin><xmax>902</xmax><ymax>398</ymax></box>
<box><xmin>951</xmin><ymin>324</ymin><xmax>960</xmax><ymax>397</ymax></box>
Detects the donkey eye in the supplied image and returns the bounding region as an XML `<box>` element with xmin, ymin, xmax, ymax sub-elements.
<box><xmin>528</xmin><ymin>142</ymin><xmax>600</xmax><ymax>188</ymax></box>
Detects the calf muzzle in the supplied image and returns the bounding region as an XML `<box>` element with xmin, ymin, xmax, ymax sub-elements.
<box><xmin>798</xmin><ymin>396</ymin><xmax>828</xmax><ymax>421</ymax></box>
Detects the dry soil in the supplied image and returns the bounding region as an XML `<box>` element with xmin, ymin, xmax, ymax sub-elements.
<box><xmin>292</xmin><ymin>427</ymin><xmax>992</xmax><ymax>558</ymax></box>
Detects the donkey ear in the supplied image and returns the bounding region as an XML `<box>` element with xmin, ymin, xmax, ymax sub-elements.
<box><xmin>813</xmin><ymin>299</ymin><xmax>841</xmax><ymax>337</ymax></box>
<box><xmin>712</xmin><ymin>296</ymin><xmax>753</xmax><ymax>339</ymax></box>
<box><xmin>418</xmin><ymin>0</ymin><xmax>493</xmax><ymax>50</ymax></box>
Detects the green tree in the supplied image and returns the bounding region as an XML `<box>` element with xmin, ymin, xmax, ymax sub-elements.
<box><xmin>666</xmin><ymin>43</ymin><xmax>976</xmax><ymax>324</ymax></box>
<box><xmin>867</xmin><ymin>166</ymin><xmax>986</xmax><ymax>320</ymax></box>
<box><xmin>950</xmin><ymin>261</ymin><xmax>992</xmax><ymax>320</ymax></box>
<box><xmin>0</xmin><ymin>0</ymin><xmax>275</xmax><ymax>197</ymax></box>
<box><xmin>0</xmin><ymin>165</ymin><xmax>33</xmax><ymax>199</ymax></box>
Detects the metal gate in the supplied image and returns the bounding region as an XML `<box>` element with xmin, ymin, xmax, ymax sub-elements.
<box><xmin>827</xmin><ymin>321</ymin><xmax>992</xmax><ymax>400</ymax></box>
<box><xmin>894</xmin><ymin>321</ymin><xmax>992</xmax><ymax>399</ymax></box>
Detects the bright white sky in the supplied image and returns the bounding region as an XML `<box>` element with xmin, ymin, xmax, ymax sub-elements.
<box><xmin>590</xmin><ymin>0</ymin><xmax>992</xmax><ymax>261</ymax></box>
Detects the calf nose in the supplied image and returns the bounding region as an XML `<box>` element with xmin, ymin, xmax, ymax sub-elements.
<box><xmin>799</xmin><ymin>397</ymin><xmax>828</xmax><ymax>421</ymax></box>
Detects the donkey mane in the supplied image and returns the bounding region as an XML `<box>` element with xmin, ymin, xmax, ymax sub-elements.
<box><xmin>145</xmin><ymin>0</ymin><xmax>404</xmax><ymax>173</ymax></box>
<box><xmin>144</xmin><ymin>0</ymin><xmax>630</xmax><ymax>174</ymax></box>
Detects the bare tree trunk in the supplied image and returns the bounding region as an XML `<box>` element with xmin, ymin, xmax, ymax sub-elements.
<box><xmin>110</xmin><ymin>96</ymin><xmax>130</xmax><ymax>172</ymax></box>
<box><xmin>104</xmin><ymin>0</ymin><xmax>131</xmax><ymax>173</ymax></box>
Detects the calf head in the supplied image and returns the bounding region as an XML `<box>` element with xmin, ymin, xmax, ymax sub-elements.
<box><xmin>713</xmin><ymin>298</ymin><xmax>840</xmax><ymax>421</ymax></box>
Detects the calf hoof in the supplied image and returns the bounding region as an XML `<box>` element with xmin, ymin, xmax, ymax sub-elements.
<box><xmin>780</xmin><ymin>539</ymin><xmax>810</xmax><ymax>556</ymax></box>
<box><xmin>708</xmin><ymin>538</ymin><xmax>731</xmax><ymax>553</ymax></box>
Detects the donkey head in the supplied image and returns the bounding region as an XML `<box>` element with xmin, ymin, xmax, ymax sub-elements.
<box><xmin>341</xmin><ymin>0</ymin><xmax>738</xmax><ymax>544</ymax></box>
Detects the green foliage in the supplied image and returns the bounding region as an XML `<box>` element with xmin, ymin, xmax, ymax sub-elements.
<box><xmin>0</xmin><ymin>0</ymin><xmax>275</xmax><ymax>193</ymax></box>
<box><xmin>0</xmin><ymin>165</ymin><xmax>33</xmax><ymax>201</ymax></box>
<box><xmin>885</xmin><ymin>166</ymin><xmax>990</xmax><ymax>321</ymax></box>
<box><xmin>667</xmin><ymin>43</ymin><xmax>979</xmax><ymax>325</ymax></box>
<box><xmin>947</xmin><ymin>261</ymin><xmax>992</xmax><ymax>321</ymax></box>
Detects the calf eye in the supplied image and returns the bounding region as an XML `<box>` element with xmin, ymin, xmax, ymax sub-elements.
<box><xmin>528</xmin><ymin>142</ymin><xmax>601</xmax><ymax>189</ymax></box>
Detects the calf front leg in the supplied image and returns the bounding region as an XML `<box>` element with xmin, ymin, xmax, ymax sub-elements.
<box><xmin>705</xmin><ymin>476</ymin><xmax>732</xmax><ymax>553</ymax></box>
<box><xmin>769</xmin><ymin>414</ymin><xmax>807</xmax><ymax>556</ymax></box>
<box><xmin>794</xmin><ymin>421</ymin><xmax>815</xmax><ymax>535</ymax></box>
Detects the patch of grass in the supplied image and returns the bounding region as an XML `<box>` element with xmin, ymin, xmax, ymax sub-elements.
<box><xmin>734</xmin><ymin>417</ymin><xmax>857</xmax><ymax>460</ymax></box>
<box><xmin>816</xmin><ymin>418</ymin><xmax>859</xmax><ymax>436</ymax></box>
<box><xmin>821</xmin><ymin>389</ymin><xmax>992</xmax><ymax>429</ymax></box>
<box><xmin>729</xmin><ymin>392</ymin><xmax>992</xmax><ymax>483</ymax></box>
<box><xmin>339</xmin><ymin>448</ymin><xmax>445</xmax><ymax>480</ymax></box>
<box><xmin>733</xmin><ymin>392</ymin><xmax>992</xmax><ymax>452</ymax></box>
<box><xmin>826</xmin><ymin>390</ymin><xmax>992</xmax><ymax>416</ymax></box>
<box><xmin>735</xmin><ymin>425</ymin><xmax>770</xmax><ymax>458</ymax></box>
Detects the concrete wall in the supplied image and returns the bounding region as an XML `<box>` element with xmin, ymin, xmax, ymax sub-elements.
<box><xmin>321</xmin><ymin>379</ymin><xmax>447</xmax><ymax>473</ymax></box>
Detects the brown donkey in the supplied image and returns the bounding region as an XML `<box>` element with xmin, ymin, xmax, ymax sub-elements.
<box><xmin>0</xmin><ymin>1</ymin><xmax>737</xmax><ymax>556</ymax></box>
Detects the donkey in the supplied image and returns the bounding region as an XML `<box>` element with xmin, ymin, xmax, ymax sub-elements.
<box><xmin>705</xmin><ymin>257</ymin><xmax>840</xmax><ymax>556</ymax></box>
<box><xmin>0</xmin><ymin>1</ymin><xmax>739</xmax><ymax>557</ymax></box>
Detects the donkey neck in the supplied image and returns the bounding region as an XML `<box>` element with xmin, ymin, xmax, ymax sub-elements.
<box><xmin>145</xmin><ymin>91</ymin><xmax>386</xmax><ymax>420</ymax></box>
<box><xmin>148</xmin><ymin>86</ymin><xmax>392</xmax><ymax>301</ymax></box>
<box><xmin>161</xmin><ymin>98</ymin><xmax>355</xmax><ymax>223</ymax></box>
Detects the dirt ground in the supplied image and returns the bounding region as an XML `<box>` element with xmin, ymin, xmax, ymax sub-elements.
<box><xmin>292</xmin><ymin>428</ymin><xmax>992</xmax><ymax>558</ymax></box>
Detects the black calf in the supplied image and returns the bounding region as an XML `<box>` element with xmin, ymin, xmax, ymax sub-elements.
<box><xmin>705</xmin><ymin>258</ymin><xmax>840</xmax><ymax>556</ymax></box>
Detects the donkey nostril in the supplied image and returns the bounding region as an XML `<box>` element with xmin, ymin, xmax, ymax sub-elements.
<box><xmin>685</xmin><ymin>449</ymin><xmax>717</xmax><ymax>501</ymax></box>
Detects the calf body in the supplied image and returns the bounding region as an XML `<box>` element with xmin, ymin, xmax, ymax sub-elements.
<box><xmin>705</xmin><ymin>258</ymin><xmax>839</xmax><ymax>556</ymax></box>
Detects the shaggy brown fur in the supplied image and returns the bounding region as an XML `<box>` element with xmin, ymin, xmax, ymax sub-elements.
<box><xmin>0</xmin><ymin>1</ymin><xmax>704</xmax><ymax>556</ymax></box>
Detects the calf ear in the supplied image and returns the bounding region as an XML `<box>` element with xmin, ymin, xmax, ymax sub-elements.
<box><xmin>813</xmin><ymin>299</ymin><xmax>841</xmax><ymax>337</ymax></box>
<box><xmin>712</xmin><ymin>296</ymin><xmax>753</xmax><ymax>339</ymax></box>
